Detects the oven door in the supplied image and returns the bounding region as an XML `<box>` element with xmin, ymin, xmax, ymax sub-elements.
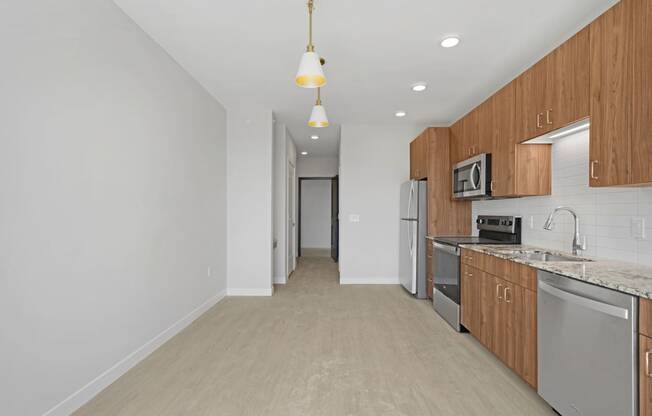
<box><xmin>433</xmin><ymin>242</ymin><xmax>460</xmax><ymax>303</ymax></box>
<box><xmin>452</xmin><ymin>153</ymin><xmax>489</xmax><ymax>199</ymax></box>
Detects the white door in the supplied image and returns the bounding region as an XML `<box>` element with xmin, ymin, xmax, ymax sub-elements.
<box><xmin>287</xmin><ymin>162</ymin><xmax>296</xmax><ymax>276</ymax></box>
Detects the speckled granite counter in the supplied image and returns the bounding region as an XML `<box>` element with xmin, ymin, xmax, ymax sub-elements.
<box><xmin>460</xmin><ymin>244</ymin><xmax>652</xmax><ymax>299</ymax></box>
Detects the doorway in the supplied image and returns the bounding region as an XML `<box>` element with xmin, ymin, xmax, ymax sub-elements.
<box><xmin>298</xmin><ymin>176</ymin><xmax>339</xmax><ymax>262</ymax></box>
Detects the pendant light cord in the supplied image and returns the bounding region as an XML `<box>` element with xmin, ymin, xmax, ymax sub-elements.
<box><xmin>316</xmin><ymin>87</ymin><xmax>322</xmax><ymax>105</ymax></box>
<box><xmin>307</xmin><ymin>0</ymin><xmax>314</xmax><ymax>52</ymax></box>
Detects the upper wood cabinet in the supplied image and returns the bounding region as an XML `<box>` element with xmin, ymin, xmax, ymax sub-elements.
<box><xmin>485</xmin><ymin>81</ymin><xmax>553</xmax><ymax>198</ymax></box>
<box><xmin>590</xmin><ymin>0</ymin><xmax>652</xmax><ymax>187</ymax></box>
<box><xmin>426</xmin><ymin>128</ymin><xmax>471</xmax><ymax>236</ymax></box>
<box><xmin>409</xmin><ymin>131</ymin><xmax>428</xmax><ymax>180</ymax></box>
<box><xmin>515</xmin><ymin>27</ymin><xmax>590</xmax><ymax>142</ymax></box>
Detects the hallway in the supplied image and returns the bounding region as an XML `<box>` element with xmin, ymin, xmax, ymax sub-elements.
<box><xmin>75</xmin><ymin>257</ymin><xmax>553</xmax><ymax>416</ymax></box>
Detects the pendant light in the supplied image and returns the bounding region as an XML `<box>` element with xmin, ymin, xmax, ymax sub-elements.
<box><xmin>308</xmin><ymin>87</ymin><xmax>329</xmax><ymax>128</ymax></box>
<box><xmin>295</xmin><ymin>0</ymin><xmax>326</xmax><ymax>88</ymax></box>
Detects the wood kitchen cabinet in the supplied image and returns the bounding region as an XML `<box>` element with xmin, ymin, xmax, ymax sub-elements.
<box><xmin>426</xmin><ymin>128</ymin><xmax>471</xmax><ymax>237</ymax></box>
<box><xmin>590</xmin><ymin>0</ymin><xmax>652</xmax><ymax>187</ymax></box>
<box><xmin>641</xmin><ymin>334</ymin><xmax>652</xmax><ymax>416</ymax></box>
<box><xmin>426</xmin><ymin>242</ymin><xmax>433</xmax><ymax>299</ymax></box>
<box><xmin>450</xmin><ymin>108</ymin><xmax>488</xmax><ymax>164</ymax></box>
<box><xmin>640</xmin><ymin>299</ymin><xmax>652</xmax><ymax>415</ymax></box>
<box><xmin>515</xmin><ymin>27</ymin><xmax>590</xmax><ymax>142</ymax></box>
<box><xmin>461</xmin><ymin>264</ymin><xmax>481</xmax><ymax>334</ymax></box>
<box><xmin>489</xmin><ymin>81</ymin><xmax>552</xmax><ymax>197</ymax></box>
<box><xmin>409</xmin><ymin>131</ymin><xmax>428</xmax><ymax>180</ymax></box>
<box><xmin>461</xmin><ymin>249</ymin><xmax>537</xmax><ymax>388</ymax></box>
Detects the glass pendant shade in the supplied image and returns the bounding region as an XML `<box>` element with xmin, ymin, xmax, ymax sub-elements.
<box><xmin>308</xmin><ymin>104</ymin><xmax>329</xmax><ymax>128</ymax></box>
<box><xmin>295</xmin><ymin>51</ymin><xmax>326</xmax><ymax>88</ymax></box>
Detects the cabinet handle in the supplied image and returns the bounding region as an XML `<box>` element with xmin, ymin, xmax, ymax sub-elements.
<box><xmin>590</xmin><ymin>160</ymin><xmax>599</xmax><ymax>180</ymax></box>
<box><xmin>467</xmin><ymin>272</ymin><xmax>473</xmax><ymax>277</ymax></box>
<box><xmin>490</xmin><ymin>181</ymin><xmax>495</xmax><ymax>192</ymax></box>
<box><xmin>504</xmin><ymin>287</ymin><xmax>511</xmax><ymax>303</ymax></box>
<box><xmin>496</xmin><ymin>283</ymin><xmax>503</xmax><ymax>300</ymax></box>
<box><xmin>536</xmin><ymin>113</ymin><xmax>543</xmax><ymax>129</ymax></box>
<box><xmin>646</xmin><ymin>351</ymin><xmax>652</xmax><ymax>377</ymax></box>
<box><xmin>546</xmin><ymin>109</ymin><xmax>553</xmax><ymax>125</ymax></box>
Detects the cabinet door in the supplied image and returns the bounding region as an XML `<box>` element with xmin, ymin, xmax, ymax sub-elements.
<box><xmin>495</xmin><ymin>278</ymin><xmax>515</xmax><ymax>367</ymax></box>
<box><xmin>630</xmin><ymin>0</ymin><xmax>652</xmax><ymax>184</ymax></box>
<box><xmin>460</xmin><ymin>264</ymin><xmax>474</xmax><ymax>332</ymax></box>
<box><xmin>515</xmin><ymin>58</ymin><xmax>549</xmax><ymax>142</ymax></box>
<box><xmin>641</xmin><ymin>334</ymin><xmax>652</xmax><ymax>416</ymax></box>
<box><xmin>512</xmin><ymin>287</ymin><xmax>537</xmax><ymax>388</ymax></box>
<box><xmin>548</xmin><ymin>26</ymin><xmax>590</xmax><ymax>131</ymax></box>
<box><xmin>514</xmin><ymin>144</ymin><xmax>552</xmax><ymax>196</ymax></box>
<box><xmin>480</xmin><ymin>272</ymin><xmax>498</xmax><ymax>351</ymax></box>
<box><xmin>428</xmin><ymin>128</ymin><xmax>471</xmax><ymax>236</ymax></box>
<box><xmin>589</xmin><ymin>0</ymin><xmax>631</xmax><ymax>186</ymax></box>
<box><xmin>409</xmin><ymin>131</ymin><xmax>428</xmax><ymax>180</ymax></box>
<box><xmin>465</xmin><ymin>109</ymin><xmax>480</xmax><ymax>157</ymax></box>
<box><xmin>491</xmin><ymin>82</ymin><xmax>517</xmax><ymax>197</ymax></box>
<box><xmin>476</xmin><ymin>100</ymin><xmax>493</xmax><ymax>156</ymax></box>
<box><xmin>409</xmin><ymin>139</ymin><xmax>417</xmax><ymax>179</ymax></box>
<box><xmin>461</xmin><ymin>264</ymin><xmax>481</xmax><ymax>334</ymax></box>
<box><xmin>450</xmin><ymin>119</ymin><xmax>468</xmax><ymax>164</ymax></box>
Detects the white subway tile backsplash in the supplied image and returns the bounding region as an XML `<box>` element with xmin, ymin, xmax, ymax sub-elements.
<box><xmin>472</xmin><ymin>129</ymin><xmax>652</xmax><ymax>266</ymax></box>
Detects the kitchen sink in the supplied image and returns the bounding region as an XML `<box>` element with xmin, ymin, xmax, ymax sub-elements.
<box><xmin>513</xmin><ymin>250</ymin><xmax>593</xmax><ymax>262</ymax></box>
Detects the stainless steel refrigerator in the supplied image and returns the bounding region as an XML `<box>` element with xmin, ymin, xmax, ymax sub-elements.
<box><xmin>399</xmin><ymin>180</ymin><xmax>427</xmax><ymax>298</ymax></box>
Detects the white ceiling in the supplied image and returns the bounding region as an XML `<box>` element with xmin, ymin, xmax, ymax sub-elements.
<box><xmin>112</xmin><ymin>0</ymin><xmax>617</xmax><ymax>157</ymax></box>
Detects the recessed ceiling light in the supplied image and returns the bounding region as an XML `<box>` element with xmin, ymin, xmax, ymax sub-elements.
<box><xmin>310</xmin><ymin>135</ymin><xmax>319</xmax><ymax>140</ymax></box>
<box><xmin>440</xmin><ymin>36</ymin><xmax>460</xmax><ymax>48</ymax></box>
<box><xmin>395</xmin><ymin>111</ymin><xmax>407</xmax><ymax>118</ymax></box>
<box><xmin>301</xmin><ymin>151</ymin><xmax>308</xmax><ymax>155</ymax></box>
<box><xmin>412</xmin><ymin>83</ymin><xmax>427</xmax><ymax>92</ymax></box>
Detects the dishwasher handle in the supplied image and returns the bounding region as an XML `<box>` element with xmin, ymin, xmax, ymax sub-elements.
<box><xmin>539</xmin><ymin>280</ymin><xmax>630</xmax><ymax>320</ymax></box>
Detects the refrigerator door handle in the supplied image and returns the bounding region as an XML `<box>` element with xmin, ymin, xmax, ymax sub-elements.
<box><xmin>407</xmin><ymin>220</ymin><xmax>413</xmax><ymax>257</ymax></box>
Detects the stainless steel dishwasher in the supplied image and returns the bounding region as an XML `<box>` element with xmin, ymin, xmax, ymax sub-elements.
<box><xmin>538</xmin><ymin>270</ymin><xmax>637</xmax><ymax>416</ymax></box>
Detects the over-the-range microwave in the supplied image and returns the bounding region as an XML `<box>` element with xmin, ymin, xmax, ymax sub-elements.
<box><xmin>452</xmin><ymin>153</ymin><xmax>492</xmax><ymax>200</ymax></box>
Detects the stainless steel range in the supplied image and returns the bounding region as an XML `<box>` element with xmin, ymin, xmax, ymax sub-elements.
<box><xmin>431</xmin><ymin>215</ymin><xmax>521</xmax><ymax>331</ymax></box>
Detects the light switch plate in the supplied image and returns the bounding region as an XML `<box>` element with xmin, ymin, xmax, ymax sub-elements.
<box><xmin>349</xmin><ymin>214</ymin><xmax>360</xmax><ymax>223</ymax></box>
<box><xmin>529</xmin><ymin>216</ymin><xmax>535</xmax><ymax>230</ymax></box>
<box><xmin>631</xmin><ymin>217</ymin><xmax>646</xmax><ymax>240</ymax></box>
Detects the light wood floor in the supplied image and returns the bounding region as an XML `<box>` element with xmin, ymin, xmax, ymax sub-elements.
<box><xmin>75</xmin><ymin>257</ymin><xmax>555</xmax><ymax>416</ymax></box>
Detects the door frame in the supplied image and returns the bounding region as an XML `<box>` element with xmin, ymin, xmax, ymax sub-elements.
<box><xmin>287</xmin><ymin>161</ymin><xmax>296</xmax><ymax>277</ymax></box>
<box><xmin>297</xmin><ymin>177</ymin><xmax>337</xmax><ymax>258</ymax></box>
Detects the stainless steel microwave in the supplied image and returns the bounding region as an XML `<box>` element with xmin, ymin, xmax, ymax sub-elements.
<box><xmin>452</xmin><ymin>153</ymin><xmax>492</xmax><ymax>200</ymax></box>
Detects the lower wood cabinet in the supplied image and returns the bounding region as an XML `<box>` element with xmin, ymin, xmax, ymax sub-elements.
<box><xmin>461</xmin><ymin>249</ymin><xmax>537</xmax><ymax>388</ymax></box>
<box><xmin>426</xmin><ymin>242</ymin><xmax>433</xmax><ymax>299</ymax></box>
<box><xmin>641</xmin><ymin>334</ymin><xmax>652</xmax><ymax>416</ymax></box>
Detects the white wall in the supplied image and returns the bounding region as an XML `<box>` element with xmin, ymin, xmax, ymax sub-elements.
<box><xmin>301</xmin><ymin>180</ymin><xmax>332</xmax><ymax>249</ymax></box>
<box><xmin>473</xmin><ymin>130</ymin><xmax>652</xmax><ymax>266</ymax></box>
<box><xmin>297</xmin><ymin>156</ymin><xmax>339</xmax><ymax>178</ymax></box>
<box><xmin>226</xmin><ymin>109</ymin><xmax>274</xmax><ymax>295</ymax></box>
<box><xmin>0</xmin><ymin>1</ymin><xmax>228</xmax><ymax>415</ymax></box>
<box><xmin>339</xmin><ymin>124</ymin><xmax>426</xmax><ymax>284</ymax></box>
<box><xmin>272</xmin><ymin>124</ymin><xmax>297</xmax><ymax>284</ymax></box>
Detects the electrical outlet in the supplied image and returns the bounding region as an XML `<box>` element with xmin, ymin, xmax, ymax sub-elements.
<box><xmin>349</xmin><ymin>214</ymin><xmax>360</xmax><ymax>223</ymax></box>
<box><xmin>529</xmin><ymin>216</ymin><xmax>535</xmax><ymax>230</ymax></box>
<box><xmin>207</xmin><ymin>266</ymin><xmax>212</xmax><ymax>277</ymax></box>
<box><xmin>631</xmin><ymin>217</ymin><xmax>646</xmax><ymax>240</ymax></box>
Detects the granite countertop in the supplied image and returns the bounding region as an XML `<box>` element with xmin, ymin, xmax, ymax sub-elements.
<box><xmin>460</xmin><ymin>244</ymin><xmax>652</xmax><ymax>299</ymax></box>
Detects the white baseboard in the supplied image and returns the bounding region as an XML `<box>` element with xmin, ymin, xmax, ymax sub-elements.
<box><xmin>43</xmin><ymin>289</ymin><xmax>227</xmax><ymax>416</ymax></box>
<box><xmin>227</xmin><ymin>287</ymin><xmax>273</xmax><ymax>296</ymax></box>
<box><xmin>273</xmin><ymin>275</ymin><xmax>287</xmax><ymax>284</ymax></box>
<box><xmin>339</xmin><ymin>277</ymin><xmax>400</xmax><ymax>285</ymax></box>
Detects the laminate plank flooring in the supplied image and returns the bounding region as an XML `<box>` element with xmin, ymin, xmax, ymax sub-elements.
<box><xmin>75</xmin><ymin>257</ymin><xmax>554</xmax><ymax>416</ymax></box>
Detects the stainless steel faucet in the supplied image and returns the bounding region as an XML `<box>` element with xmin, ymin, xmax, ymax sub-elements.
<box><xmin>543</xmin><ymin>206</ymin><xmax>587</xmax><ymax>255</ymax></box>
